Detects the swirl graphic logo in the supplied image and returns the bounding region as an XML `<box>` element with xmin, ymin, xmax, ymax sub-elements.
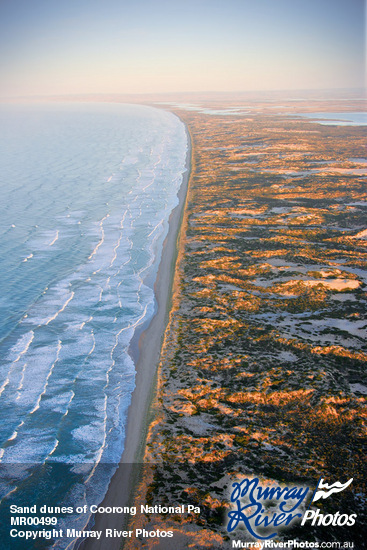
<box><xmin>311</xmin><ymin>478</ymin><xmax>353</xmax><ymax>503</ymax></box>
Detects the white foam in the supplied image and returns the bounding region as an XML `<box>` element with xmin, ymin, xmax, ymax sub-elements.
<box><xmin>48</xmin><ymin>230</ymin><xmax>59</xmax><ymax>246</ymax></box>
<box><xmin>30</xmin><ymin>340</ymin><xmax>62</xmax><ymax>414</ymax></box>
<box><xmin>22</xmin><ymin>253</ymin><xmax>34</xmax><ymax>262</ymax></box>
<box><xmin>7</xmin><ymin>331</ymin><xmax>34</xmax><ymax>363</ymax></box>
<box><xmin>0</xmin><ymin>331</ymin><xmax>35</xmax><ymax>398</ymax></box>
<box><xmin>44</xmin><ymin>291</ymin><xmax>75</xmax><ymax>326</ymax></box>
<box><xmin>88</xmin><ymin>214</ymin><xmax>110</xmax><ymax>260</ymax></box>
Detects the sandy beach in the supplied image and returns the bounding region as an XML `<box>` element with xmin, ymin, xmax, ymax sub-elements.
<box><xmin>79</xmin><ymin>117</ymin><xmax>192</xmax><ymax>550</ymax></box>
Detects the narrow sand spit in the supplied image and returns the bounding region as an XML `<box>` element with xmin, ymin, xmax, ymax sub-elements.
<box><xmin>78</xmin><ymin>119</ymin><xmax>191</xmax><ymax>550</ymax></box>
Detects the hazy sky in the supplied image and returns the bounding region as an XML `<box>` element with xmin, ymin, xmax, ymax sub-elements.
<box><xmin>0</xmin><ymin>0</ymin><xmax>365</xmax><ymax>98</ymax></box>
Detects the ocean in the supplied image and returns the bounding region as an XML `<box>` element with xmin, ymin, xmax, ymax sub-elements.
<box><xmin>0</xmin><ymin>102</ymin><xmax>187</xmax><ymax>548</ymax></box>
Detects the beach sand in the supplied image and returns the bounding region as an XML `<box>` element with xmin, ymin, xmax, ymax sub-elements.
<box><xmin>78</xmin><ymin>120</ymin><xmax>192</xmax><ymax>550</ymax></box>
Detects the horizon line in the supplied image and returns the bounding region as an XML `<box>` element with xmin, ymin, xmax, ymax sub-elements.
<box><xmin>1</xmin><ymin>86</ymin><xmax>366</xmax><ymax>103</ymax></box>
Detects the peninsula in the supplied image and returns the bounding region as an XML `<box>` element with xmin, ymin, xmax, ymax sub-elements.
<box><xmin>124</xmin><ymin>95</ymin><xmax>367</xmax><ymax>548</ymax></box>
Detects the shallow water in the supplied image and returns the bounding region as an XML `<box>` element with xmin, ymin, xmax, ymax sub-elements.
<box><xmin>292</xmin><ymin>111</ymin><xmax>367</xmax><ymax>126</ymax></box>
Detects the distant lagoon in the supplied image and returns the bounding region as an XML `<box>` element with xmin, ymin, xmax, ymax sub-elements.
<box><xmin>292</xmin><ymin>111</ymin><xmax>367</xmax><ymax>126</ymax></box>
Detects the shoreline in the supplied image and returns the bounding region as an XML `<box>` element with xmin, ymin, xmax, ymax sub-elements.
<box><xmin>79</xmin><ymin>115</ymin><xmax>192</xmax><ymax>550</ymax></box>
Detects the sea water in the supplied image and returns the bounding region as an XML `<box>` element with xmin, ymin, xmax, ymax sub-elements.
<box><xmin>0</xmin><ymin>102</ymin><xmax>187</xmax><ymax>548</ymax></box>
